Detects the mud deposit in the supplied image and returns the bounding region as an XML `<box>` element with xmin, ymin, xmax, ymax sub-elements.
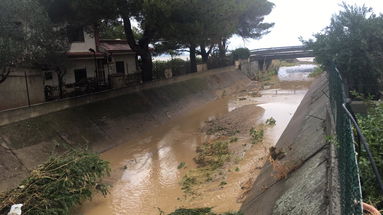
<box><xmin>76</xmin><ymin>66</ymin><xmax>316</xmax><ymax>215</ymax></box>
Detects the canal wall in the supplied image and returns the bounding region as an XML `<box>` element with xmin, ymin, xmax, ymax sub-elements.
<box><xmin>0</xmin><ymin>66</ymin><xmax>252</xmax><ymax>192</ymax></box>
<box><xmin>240</xmin><ymin>74</ymin><xmax>341</xmax><ymax>214</ymax></box>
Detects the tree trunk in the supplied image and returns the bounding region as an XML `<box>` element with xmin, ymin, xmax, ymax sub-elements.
<box><xmin>218</xmin><ymin>38</ymin><xmax>227</xmax><ymax>63</ymax></box>
<box><xmin>121</xmin><ymin>15</ymin><xmax>153</xmax><ymax>82</ymax></box>
<box><xmin>56</xmin><ymin>69</ymin><xmax>64</xmax><ymax>99</ymax></box>
<box><xmin>218</xmin><ymin>40</ymin><xmax>226</xmax><ymax>57</ymax></box>
<box><xmin>200</xmin><ymin>44</ymin><xmax>209</xmax><ymax>64</ymax></box>
<box><xmin>140</xmin><ymin>49</ymin><xmax>153</xmax><ymax>82</ymax></box>
<box><xmin>190</xmin><ymin>44</ymin><xmax>197</xmax><ymax>73</ymax></box>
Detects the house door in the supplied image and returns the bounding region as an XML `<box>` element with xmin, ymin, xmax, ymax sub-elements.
<box><xmin>116</xmin><ymin>61</ymin><xmax>125</xmax><ymax>74</ymax></box>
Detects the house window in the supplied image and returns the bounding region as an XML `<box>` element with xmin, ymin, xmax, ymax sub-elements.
<box><xmin>45</xmin><ymin>72</ymin><xmax>53</xmax><ymax>80</ymax></box>
<box><xmin>116</xmin><ymin>61</ymin><xmax>125</xmax><ymax>74</ymax></box>
<box><xmin>67</xmin><ymin>25</ymin><xmax>85</xmax><ymax>42</ymax></box>
<box><xmin>74</xmin><ymin>69</ymin><xmax>87</xmax><ymax>83</ymax></box>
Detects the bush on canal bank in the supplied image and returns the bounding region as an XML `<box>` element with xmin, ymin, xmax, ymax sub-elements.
<box><xmin>357</xmin><ymin>103</ymin><xmax>383</xmax><ymax>209</ymax></box>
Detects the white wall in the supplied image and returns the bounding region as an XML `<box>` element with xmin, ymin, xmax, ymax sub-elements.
<box><xmin>111</xmin><ymin>55</ymin><xmax>137</xmax><ymax>74</ymax></box>
<box><xmin>43</xmin><ymin>59</ymin><xmax>96</xmax><ymax>86</ymax></box>
<box><xmin>69</xmin><ymin>31</ymin><xmax>96</xmax><ymax>53</ymax></box>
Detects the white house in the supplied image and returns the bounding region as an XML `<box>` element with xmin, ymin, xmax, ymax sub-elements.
<box><xmin>0</xmin><ymin>26</ymin><xmax>141</xmax><ymax>110</ymax></box>
<box><xmin>43</xmin><ymin>27</ymin><xmax>140</xmax><ymax>99</ymax></box>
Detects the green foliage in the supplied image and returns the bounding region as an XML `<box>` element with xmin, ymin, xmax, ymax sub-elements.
<box><xmin>265</xmin><ymin>117</ymin><xmax>276</xmax><ymax>126</ymax></box>
<box><xmin>304</xmin><ymin>4</ymin><xmax>383</xmax><ymax>98</ymax></box>
<box><xmin>99</xmin><ymin>20</ymin><xmax>126</xmax><ymax>39</ymax></box>
<box><xmin>178</xmin><ymin>162</ymin><xmax>186</xmax><ymax>169</ymax></box>
<box><xmin>153</xmin><ymin>58</ymin><xmax>193</xmax><ymax>78</ymax></box>
<box><xmin>195</xmin><ymin>141</ymin><xmax>231</xmax><ymax>170</ymax></box>
<box><xmin>0</xmin><ymin>150</ymin><xmax>110</xmax><ymax>215</ymax></box>
<box><xmin>250</xmin><ymin>127</ymin><xmax>264</xmax><ymax>144</ymax></box>
<box><xmin>357</xmin><ymin>103</ymin><xmax>383</xmax><ymax>208</ymax></box>
<box><xmin>0</xmin><ymin>0</ymin><xmax>24</xmax><ymax>72</ymax></box>
<box><xmin>232</xmin><ymin>48</ymin><xmax>250</xmax><ymax>61</ymax></box>
<box><xmin>167</xmin><ymin>208</ymin><xmax>243</xmax><ymax>215</ymax></box>
<box><xmin>308</xmin><ymin>67</ymin><xmax>324</xmax><ymax>78</ymax></box>
<box><xmin>0</xmin><ymin>0</ymin><xmax>69</xmax><ymax>80</ymax></box>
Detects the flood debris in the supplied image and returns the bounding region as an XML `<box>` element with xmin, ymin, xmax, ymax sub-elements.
<box><xmin>269</xmin><ymin>147</ymin><xmax>286</xmax><ymax>161</ymax></box>
<box><xmin>0</xmin><ymin>150</ymin><xmax>110</xmax><ymax>215</ymax></box>
<box><xmin>166</xmin><ymin>207</ymin><xmax>243</xmax><ymax>215</ymax></box>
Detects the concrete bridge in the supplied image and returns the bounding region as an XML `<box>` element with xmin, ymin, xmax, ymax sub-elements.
<box><xmin>250</xmin><ymin>45</ymin><xmax>314</xmax><ymax>70</ymax></box>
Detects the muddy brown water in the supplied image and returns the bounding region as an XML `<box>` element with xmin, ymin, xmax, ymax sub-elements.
<box><xmin>76</xmin><ymin>66</ymin><xmax>316</xmax><ymax>215</ymax></box>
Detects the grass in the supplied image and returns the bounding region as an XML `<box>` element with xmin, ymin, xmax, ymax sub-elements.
<box><xmin>180</xmin><ymin>140</ymin><xmax>232</xmax><ymax>196</ymax></box>
<box><xmin>195</xmin><ymin>141</ymin><xmax>231</xmax><ymax>170</ymax></box>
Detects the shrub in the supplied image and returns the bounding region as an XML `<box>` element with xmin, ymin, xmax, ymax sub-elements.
<box><xmin>357</xmin><ymin>103</ymin><xmax>383</xmax><ymax>208</ymax></box>
<box><xmin>304</xmin><ymin>4</ymin><xmax>383</xmax><ymax>98</ymax></box>
<box><xmin>232</xmin><ymin>48</ymin><xmax>250</xmax><ymax>61</ymax></box>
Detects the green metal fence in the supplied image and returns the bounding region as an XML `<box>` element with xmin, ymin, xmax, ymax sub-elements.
<box><xmin>328</xmin><ymin>67</ymin><xmax>363</xmax><ymax>215</ymax></box>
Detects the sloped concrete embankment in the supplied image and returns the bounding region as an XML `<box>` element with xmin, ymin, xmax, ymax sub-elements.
<box><xmin>0</xmin><ymin>67</ymin><xmax>250</xmax><ymax>192</ymax></box>
<box><xmin>240</xmin><ymin>74</ymin><xmax>340</xmax><ymax>215</ymax></box>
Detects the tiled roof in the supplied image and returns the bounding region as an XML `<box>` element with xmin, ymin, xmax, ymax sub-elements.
<box><xmin>99</xmin><ymin>40</ymin><xmax>135</xmax><ymax>53</ymax></box>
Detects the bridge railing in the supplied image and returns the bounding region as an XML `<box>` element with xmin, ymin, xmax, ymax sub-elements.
<box><xmin>328</xmin><ymin>66</ymin><xmax>363</xmax><ymax>215</ymax></box>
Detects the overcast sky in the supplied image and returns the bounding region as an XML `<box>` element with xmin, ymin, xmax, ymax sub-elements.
<box><xmin>228</xmin><ymin>0</ymin><xmax>383</xmax><ymax>50</ymax></box>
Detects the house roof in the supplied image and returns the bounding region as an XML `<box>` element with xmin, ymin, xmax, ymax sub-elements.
<box><xmin>99</xmin><ymin>39</ymin><xmax>135</xmax><ymax>54</ymax></box>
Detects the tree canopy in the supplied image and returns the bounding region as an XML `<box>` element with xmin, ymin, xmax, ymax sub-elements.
<box><xmin>0</xmin><ymin>0</ymin><xmax>69</xmax><ymax>83</ymax></box>
<box><xmin>157</xmin><ymin>0</ymin><xmax>274</xmax><ymax>71</ymax></box>
<box><xmin>304</xmin><ymin>4</ymin><xmax>383</xmax><ymax>97</ymax></box>
<box><xmin>41</xmin><ymin>0</ymin><xmax>274</xmax><ymax>79</ymax></box>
